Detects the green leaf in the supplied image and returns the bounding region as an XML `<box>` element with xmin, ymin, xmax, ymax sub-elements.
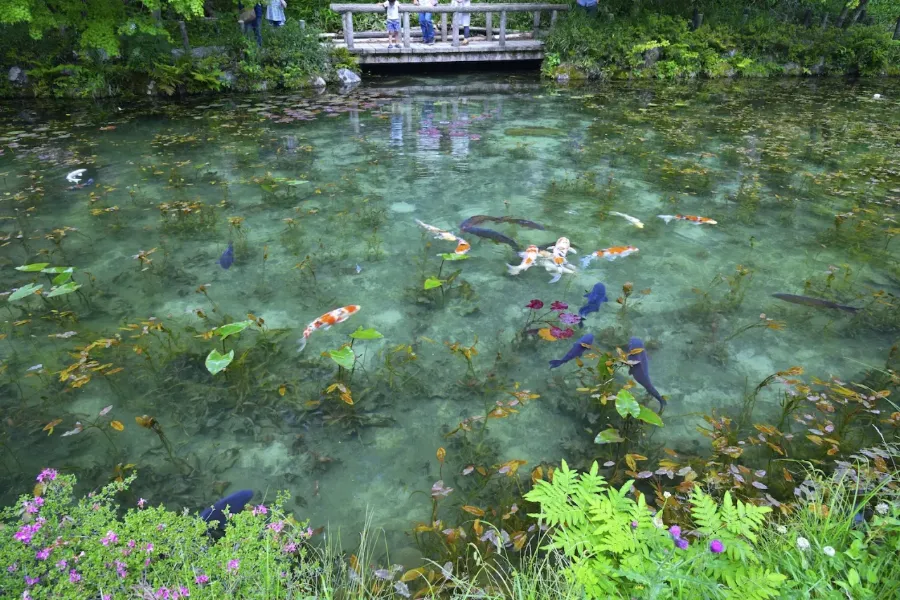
<box><xmin>424</xmin><ymin>277</ymin><xmax>444</xmax><ymax>290</ymax></box>
<box><xmin>594</xmin><ymin>428</ymin><xmax>624</xmax><ymax>444</ymax></box>
<box><xmin>615</xmin><ymin>389</ymin><xmax>640</xmax><ymax>419</ymax></box>
<box><xmin>205</xmin><ymin>349</ymin><xmax>234</xmax><ymax>375</ymax></box>
<box><xmin>328</xmin><ymin>347</ymin><xmax>355</xmax><ymax>370</ymax></box>
<box><xmin>213</xmin><ymin>320</ymin><xmax>253</xmax><ymax>340</ymax></box>
<box><xmin>52</xmin><ymin>269</ymin><xmax>75</xmax><ymax>285</ymax></box>
<box><xmin>439</xmin><ymin>253</ymin><xmax>470</xmax><ymax>261</ymax></box>
<box><xmin>637</xmin><ymin>406</ymin><xmax>664</xmax><ymax>427</ymax></box>
<box><xmin>9</xmin><ymin>283</ymin><xmax>43</xmax><ymax>301</ymax></box>
<box><xmin>349</xmin><ymin>327</ymin><xmax>383</xmax><ymax>340</ymax></box>
<box><xmin>46</xmin><ymin>282</ymin><xmax>81</xmax><ymax>298</ymax></box>
<box><xmin>285</xmin><ymin>180</ymin><xmax>308</xmax><ymax>186</ymax></box>
<box><xmin>15</xmin><ymin>263</ymin><xmax>50</xmax><ymax>272</ymax></box>
<box><xmin>848</xmin><ymin>568</ymin><xmax>860</xmax><ymax>588</ymax></box>
<box><xmin>40</xmin><ymin>266</ymin><xmax>73</xmax><ymax>274</ymax></box>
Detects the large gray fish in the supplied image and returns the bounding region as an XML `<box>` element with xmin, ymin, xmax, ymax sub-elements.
<box><xmin>459</xmin><ymin>215</ymin><xmax>546</xmax><ymax>251</ymax></box>
<box><xmin>772</xmin><ymin>293</ymin><xmax>859</xmax><ymax>313</ymax></box>
<box><xmin>627</xmin><ymin>337</ymin><xmax>665</xmax><ymax>409</ymax></box>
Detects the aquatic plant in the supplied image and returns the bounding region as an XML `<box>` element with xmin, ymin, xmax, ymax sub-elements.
<box><xmin>518</xmin><ymin>298</ymin><xmax>578</xmax><ymax>341</ymax></box>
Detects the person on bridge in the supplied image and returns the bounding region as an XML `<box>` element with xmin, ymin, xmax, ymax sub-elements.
<box><xmin>414</xmin><ymin>0</ymin><xmax>437</xmax><ymax>45</ymax></box>
<box><xmin>380</xmin><ymin>0</ymin><xmax>402</xmax><ymax>49</ymax></box>
<box><xmin>451</xmin><ymin>0</ymin><xmax>471</xmax><ymax>45</ymax></box>
<box><xmin>267</xmin><ymin>0</ymin><xmax>288</xmax><ymax>26</ymax></box>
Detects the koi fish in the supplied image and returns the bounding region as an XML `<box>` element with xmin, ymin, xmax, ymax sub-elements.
<box><xmin>578</xmin><ymin>282</ymin><xmax>608</xmax><ymax>325</ymax></box>
<box><xmin>580</xmin><ymin>246</ymin><xmax>639</xmax><ymax>268</ymax></box>
<box><xmin>772</xmin><ymin>293</ymin><xmax>859</xmax><ymax>313</ymax></box>
<box><xmin>549</xmin><ymin>333</ymin><xmax>593</xmax><ymax>369</ymax></box>
<box><xmin>201</xmin><ymin>489</ymin><xmax>253</xmax><ymax>529</ymax></box>
<box><xmin>537</xmin><ymin>249</ymin><xmax>576</xmax><ymax>283</ymax></box>
<box><xmin>658</xmin><ymin>214</ymin><xmax>717</xmax><ymax>225</ymax></box>
<box><xmin>546</xmin><ymin>237</ymin><xmax>577</xmax><ymax>266</ymax></box>
<box><xmin>415</xmin><ymin>219</ymin><xmax>458</xmax><ymax>242</ymax></box>
<box><xmin>297</xmin><ymin>305</ymin><xmax>360</xmax><ymax>352</ymax></box>
<box><xmin>453</xmin><ymin>237</ymin><xmax>471</xmax><ymax>255</ymax></box>
<box><xmin>507</xmin><ymin>245</ymin><xmax>539</xmax><ymax>276</ymax></box>
<box><xmin>627</xmin><ymin>337</ymin><xmax>665</xmax><ymax>409</ymax></box>
<box><xmin>459</xmin><ymin>215</ymin><xmax>546</xmax><ymax>252</ymax></box>
<box><xmin>66</xmin><ymin>169</ymin><xmax>86</xmax><ymax>184</ymax></box>
<box><xmin>218</xmin><ymin>242</ymin><xmax>234</xmax><ymax>270</ymax></box>
<box><xmin>609</xmin><ymin>211</ymin><xmax>644</xmax><ymax>228</ymax></box>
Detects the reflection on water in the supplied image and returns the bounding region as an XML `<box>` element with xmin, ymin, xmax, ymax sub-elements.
<box><xmin>1</xmin><ymin>75</ymin><xmax>898</xmax><ymax>552</ymax></box>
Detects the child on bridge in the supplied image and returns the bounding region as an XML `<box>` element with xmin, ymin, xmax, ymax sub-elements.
<box><xmin>379</xmin><ymin>0</ymin><xmax>402</xmax><ymax>49</ymax></box>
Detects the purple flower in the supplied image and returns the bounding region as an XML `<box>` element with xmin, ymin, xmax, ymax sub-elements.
<box><xmin>675</xmin><ymin>537</ymin><xmax>689</xmax><ymax>550</ymax></box>
<box><xmin>127</xmin><ymin>539</ymin><xmax>136</xmax><ymax>548</ymax></box>
<box><xmin>7</xmin><ymin>563</ymin><xmax>17</xmax><ymax>573</ymax></box>
<box><xmin>550</xmin><ymin>326</ymin><xmax>575</xmax><ymax>339</ymax></box>
<box><xmin>177</xmin><ymin>586</ymin><xmax>190</xmax><ymax>598</ymax></box>
<box><xmin>559</xmin><ymin>312</ymin><xmax>581</xmax><ymax>325</ymax></box>
<box><xmin>68</xmin><ymin>569</ymin><xmax>81</xmax><ymax>583</ymax></box>
<box><xmin>283</xmin><ymin>542</ymin><xmax>297</xmax><ymax>553</ymax></box>
<box><xmin>35</xmin><ymin>548</ymin><xmax>51</xmax><ymax>561</ymax></box>
<box><xmin>252</xmin><ymin>504</ymin><xmax>267</xmax><ymax>516</ymax></box>
<box><xmin>267</xmin><ymin>521</ymin><xmax>284</xmax><ymax>533</ymax></box>
<box><xmin>525</xmin><ymin>299</ymin><xmax>544</xmax><ymax>310</ymax></box>
<box><xmin>710</xmin><ymin>539</ymin><xmax>725</xmax><ymax>553</ymax></box>
<box><xmin>101</xmin><ymin>530</ymin><xmax>118</xmax><ymax>546</ymax></box>
<box><xmin>56</xmin><ymin>560</ymin><xmax>67</xmax><ymax>570</ymax></box>
<box><xmin>33</xmin><ymin>497</ymin><xmax>44</xmax><ymax>507</ymax></box>
<box><xmin>630</xmin><ymin>521</ymin><xmax>639</xmax><ymax>529</ymax></box>
<box><xmin>669</xmin><ymin>526</ymin><xmax>682</xmax><ymax>537</ymax></box>
<box><xmin>145</xmin><ymin>543</ymin><xmax>154</xmax><ymax>553</ymax></box>
<box><xmin>36</xmin><ymin>468</ymin><xmax>58</xmax><ymax>483</ymax></box>
<box><xmin>25</xmin><ymin>575</ymin><xmax>39</xmax><ymax>586</ymax></box>
<box><xmin>550</xmin><ymin>301</ymin><xmax>568</xmax><ymax>311</ymax></box>
<box><xmin>195</xmin><ymin>574</ymin><xmax>209</xmax><ymax>585</ymax></box>
<box><xmin>227</xmin><ymin>559</ymin><xmax>240</xmax><ymax>572</ymax></box>
<box><xmin>156</xmin><ymin>523</ymin><xmax>165</xmax><ymax>531</ymax></box>
<box><xmin>155</xmin><ymin>587</ymin><xmax>170</xmax><ymax>599</ymax></box>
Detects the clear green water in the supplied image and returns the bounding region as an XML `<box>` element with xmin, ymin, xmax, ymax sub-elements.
<box><xmin>1</xmin><ymin>75</ymin><xmax>899</xmax><ymax>554</ymax></box>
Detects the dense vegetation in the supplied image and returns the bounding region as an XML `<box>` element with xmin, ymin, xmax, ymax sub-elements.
<box><xmin>544</xmin><ymin>0</ymin><xmax>900</xmax><ymax>79</ymax></box>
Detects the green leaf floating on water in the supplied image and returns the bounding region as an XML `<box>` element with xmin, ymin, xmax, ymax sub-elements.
<box><xmin>42</xmin><ymin>267</ymin><xmax>76</xmax><ymax>285</ymax></box>
<box><xmin>615</xmin><ymin>389</ymin><xmax>641</xmax><ymax>419</ymax></box>
<box><xmin>637</xmin><ymin>406</ymin><xmax>664</xmax><ymax>427</ymax></box>
<box><xmin>439</xmin><ymin>253</ymin><xmax>470</xmax><ymax>261</ymax></box>
<box><xmin>329</xmin><ymin>347</ymin><xmax>355</xmax><ymax>369</ymax></box>
<box><xmin>46</xmin><ymin>282</ymin><xmax>81</xmax><ymax>298</ymax></box>
<box><xmin>15</xmin><ymin>263</ymin><xmax>50</xmax><ymax>272</ymax></box>
<box><xmin>349</xmin><ymin>327</ymin><xmax>383</xmax><ymax>340</ymax></box>
<box><xmin>9</xmin><ymin>283</ymin><xmax>43</xmax><ymax>301</ymax></box>
<box><xmin>205</xmin><ymin>349</ymin><xmax>234</xmax><ymax>375</ymax></box>
<box><xmin>594</xmin><ymin>428</ymin><xmax>624</xmax><ymax>444</ymax></box>
<box><xmin>213</xmin><ymin>320</ymin><xmax>253</xmax><ymax>340</ymax></box>
<box><xmin>424</xmin><ymin>277</ymin><xmax>444</xmax><ymax>290</ymax></box>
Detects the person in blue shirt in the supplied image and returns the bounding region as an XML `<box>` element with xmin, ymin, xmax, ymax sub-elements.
<box><xmin>575</xmin><ymin>0</ymin><xmax>598</xmax><ymax>17</ymax></box>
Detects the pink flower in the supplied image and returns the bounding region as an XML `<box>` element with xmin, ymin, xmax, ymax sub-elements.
<box><xmin>101</xmin><ymin>530</ymin><xmax>118</xmax><ymax>546</ymax></box>
<box><xmin>138</xmin><ymin>498</ymin><xmax>146</xmax><ymax>508</ymax></box>
<box><xmin>227</xmin><ymin>559</ymin><xmax>240</xmax><ymax>572</ymax></box>
<box><xmin>35</xmin><ymin>548</ymin><xmax>51</xmax><ymax>561</ymax></box>
<box><xmin>33</xmin><ymin>497</ymin><xmax>44</xmax><ymax>507</ymax></box>
<box><xmin>252</xmin><ymin>504</ymin><xmax>267</xmax><ymax>516</ymax></box>
<box><xmin>283</xmin><ymin>542</ymin><xmax>297</xmax><ymax>553</ymax></box>
<box><xmin>710</xmin><ymin>539</ymin><xmax>725</xmax><ymax>553</ymax></box>
<box><xmin>68</xmin><ymin>569</ymin><xmax>81</xmax><ymax>583</ymax></box>
<box><xmin>525</xmin><ymin>299</ymin><xmax>544</xmax><ymax>310</ymax></box>
<box><xmin>156</xmin><ymin>523</ymin><xmax>165</xmax><ymax>531</ymax></box>
<box><xmin>7</xmin><ymin>563</ymin><xmax>17</xmax><ymax>572</ymax></box>
<box><xmin>36</xmin><ymin>468</ymin><xmax>58</xmax><ymax>483</ymax></box>
<box><xmin>195</xmin><ymin>574</ymin><xmax>209</xmax><ymax>585</ymax></box>
<box><xmin>155</xmin><ymin>587</ymin><xmax>170</xmax><ymax>599</ymax></box>
<box><xmin>56</xmin><ymin>560</ymin><xmax>67</xmax><ymax>570</ymax></box>
<box><xmin>127</xmin><ymin>539</ymin><xmax>135</xmax><ymax>548</ymax></box>
<box><xmin>178</xmin><ymin>586</ymin><xmax>190</xmax><ymax>598</ymax></box>
<box><xmin>25</xmin><ymin>575</ymin><xmax>39</xmax><ymax>586</ymax></box>
<box><xmin>550</xmin><ymin>301</ymin><xmax>567</xmax><ymax>311</ymax></box>
<box><xmin>549</xmin><ymin>326</ymin><xmax>575</xmax><ymax>340</ymax></box>
<box><xmin>558</xmin><ymin>312</ymin><xmax>581</xmax><ymax>325</ymax></box>
<box><xmin>267</xmin><ymin>521</ymin><xmax>284</xmax><ymax>533</ymax></box>
<box><xmin>145</xmin><ymin>543</ymin><xmax>154</xmax><ymax>553</ymax></box>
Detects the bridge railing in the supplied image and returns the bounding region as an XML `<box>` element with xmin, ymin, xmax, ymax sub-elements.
<box><xmin>329</xmin><ymin>3</ymin><xmax>569</xmax><ymax>50</ymax></box>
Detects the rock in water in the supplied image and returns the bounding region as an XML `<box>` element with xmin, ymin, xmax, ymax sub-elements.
<box><xmin>8</xmin><ymin>66</ymin><xmax>25</xmax><ymax>85</ymax></box>
<box><xmin>310</xmin><ymin>76</ymin><xmax>326</xmax><ymax>88</ymax></box>
<box><xmin>337</xmin><ymin>68</ymin><xmax>361</xmax><ymax>86</ymax></box>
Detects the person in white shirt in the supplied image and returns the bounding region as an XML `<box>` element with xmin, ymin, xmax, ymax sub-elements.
<box><xmin>413</xmin><ymin>0</ymin><xmax>436</xmax><ymax>45</ymax></box>
<box><xmin>452</xmin><ymin>0</ymin><xmax>471</xmax><ymax>45</ymax></box>
<box><xmin>379</xmin><ymin>0</ymin><xmax>402</xmax><ymax>48</ymax></box>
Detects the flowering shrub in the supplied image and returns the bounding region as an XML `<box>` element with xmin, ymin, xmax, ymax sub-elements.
<box><xmin>525</xmin><ymin>460</ymin><xmax>786</xmax><ymax>599</ymax></box>
<box><xmin>1</xmin><ymin>470</ymin><xmax>316</xmax><ymax>599</ymax></box>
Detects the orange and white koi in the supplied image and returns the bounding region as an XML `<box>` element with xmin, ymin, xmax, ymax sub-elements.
<box><xmin>507</xmin><ymin>245</ymin><xmax>539</xmax><ymax>276</ymax></box>
<box><xmin>609</xmin><ymin>211</ymin><xmax>644</xmax><ymax>228</ymax></box>
<box><xmin>452</xmin><ymin>237</ymin><xmax>471</xmax><ymax>255</ymax></box>
<box><xmin>580</xmin><ymin>246</ymin><xmax>639</xmax><ymax>268</ymax></box>
<box><xmin>297</xmin><ymin>305</ymin><xmax>360</xmax><ymax>352</ymax></box>
<box><xmin>546</xmin><ymin>236</ymin><xmax>577</xmax><ymax>267</ymax></box>
<box><xmin>415</xmin><ymin>219</ymin><xmax>470</xmax><ymax>255</ymax></box>
<box><xmin>658</xmin><ymin>214</ymin><xmax>717</xmax><ymax>225</ymax></box>
<box><xmin>539</xmin><ymin>253</ymin><xmax>577</xmax><ymax>283</ymax></box>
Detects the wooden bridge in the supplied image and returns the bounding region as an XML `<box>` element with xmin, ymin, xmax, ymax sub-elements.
<box><xmin>329</xmin><ymin>3</ymin><xmax>569</xmax><ymax>65</ymax></box>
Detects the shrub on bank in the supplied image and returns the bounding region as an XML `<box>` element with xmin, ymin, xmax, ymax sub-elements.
<box><xmin>543</xmin><ymin>12</ymin><xmax>900</xmax><ymax>80</ymax></box>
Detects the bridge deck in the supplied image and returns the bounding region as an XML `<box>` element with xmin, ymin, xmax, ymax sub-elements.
<box><xmin>334</xmin><ymin>36</ymin><xmax>543</xmax><ymax>64</ymax></box>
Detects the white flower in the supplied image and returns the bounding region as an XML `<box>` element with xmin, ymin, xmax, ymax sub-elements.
<box><xmin>875</xmin><ymin>503</ymin><xmax>889</xmax><ymax>515</ymax></box>
<box><xmin>823</xmin><ymin>546</ymin><xmax>836</xmax><ymax>557</ymax></box>
<box><xmin>776</xmin><ymin>525</ymin><xmax>787</xmax><ymax>534</ymax></box>
<box><xmin>663</xmin><ymin>491</ymin><xmax>672</xmax><ymax>499</ymax></box>
<box><xmin>796</xmin><ymin>537</ymin><xmax>810</xmax><ymax>551</ymax></box>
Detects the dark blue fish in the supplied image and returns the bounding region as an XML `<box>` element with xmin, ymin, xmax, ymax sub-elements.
<box><xmin>462</xmin><ymin>226</ymin><xmax>520</xmax><ymax>251</ymax></box>
<box><xmin>218</xmin><ymin>242</ymin><xmax>234</xmax><ymax>270</ymax></box>
<box><xmin>458</xmin><ymin>215</ymin><xmax>546</xmax><ymax>252</ymax></box>
<box><xmin>578</xmin><ymin>283</ymin><xmax>608</xmax><ymax>326</ymax></box>
<box><xmin>200</xmin><ymin>489</ymin><xmax>253</xmax><ymax>528</ymax></box>
<box><xmin>549</xmin><ymin>333</ymin><xmax>594</xmax><ymax>369</ymax></box>
<box><xmin>627</xmin><ymin>337</ymin><xmax>665</xmax><ymax>409</ymax></box>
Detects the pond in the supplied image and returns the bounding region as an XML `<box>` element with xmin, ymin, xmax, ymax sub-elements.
<box><xmin>1</xmin><ymin>74</ymin><xmax>898</xmax><ymax>557</ymax></box>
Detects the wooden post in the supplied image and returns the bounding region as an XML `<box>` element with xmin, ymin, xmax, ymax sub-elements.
<box><xmin>894</xmin><ymin>14</ymin><xmax>900</xmax><ymax>40</ymax></box>
<box><xmin>403</xmin><ymin>12</ymin><xmax>411</xmax><ymax>48</ymax></box>
<box><xmin>499</xmin><ymin>11</ymin><xmax>506</xmax><ymax>48</ymax></box>
<box><xmin>177</xmin><ymin>21</ymin><xmax>191</xmax><ymax>52</ymax></box>
<box><xmin>342</xmin><ymin>12</ymin><xmax>354</xmax><ymax>49</ymax></box>
<box><xmin>550</xmin><ymin>10</ymin><xmax>557</xmax><ymax>27</ymax></box>
<box><xmin>452</xmin><ymin>10</ymin><xmax>460</xmax><ymax>47</ymax></box>
<box><xmin>533</xmin><ymin>11</ymin><xmax>540</xmax><ymax>38</ymax></box>
<box><xmin>485</xmin><ymin>12</ymin><xmax>492</xmax><ymax>41</ymax></box>
<box><xmin>441</xmin><ymin>13</ymin><xmax>447</xmax><ymax>42</ymax></box>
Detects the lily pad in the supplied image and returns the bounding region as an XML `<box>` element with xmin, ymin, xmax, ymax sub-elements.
<box><xmin>329</xmin><ymin>347</ymin><xmax>356</xmax><ymax>370</ymax></box>
<box><xmin>424</xmin><ymin>277</ymin><xmax>444</xmax><ymax>290</ymax></box>
<box><xmin>637</xmin><ymin>406</ymin><xmax>664</xmax><ymax>427</ymax></box>
<box><xmin>205</xmin><ymin>349</ymin><xmax>234</xmax><ymax>375</ymax></box>
<box><xmin>46</xmin><ymin>282</ymin><xmax>81</xmax><ymax>298</ymax></box>
<box><xmin>349</xmin><ymin>327</ymin><xmax>383</xmax><ymax>340</ymax></box>
<box><xmin>9</xmin><ymin>283</ymin><xmax>43</xmax><ymax>301</ymax></box>
<box><xmin>439</xmin><ymin>253</ymin><xmax>470</xmax><ymax>261</ymax></box>
<box><xmin>594</xmin><ymin>428</ymin><xmax>625</xmax><ymax>444</ymax></box>
<box><xmin>213</xmin><ymin>320</ymin><xmax>253</xmax><ymax>340</ymax></box>
<box><xmin>615</xmin><ymin>389</ymin><xmax>641</xmax><ymax>419</ymax></box>
<box><xmin>15</xmin><ymin>263</ymin><xmax>50</xmax><ymax>272</ymax></box>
